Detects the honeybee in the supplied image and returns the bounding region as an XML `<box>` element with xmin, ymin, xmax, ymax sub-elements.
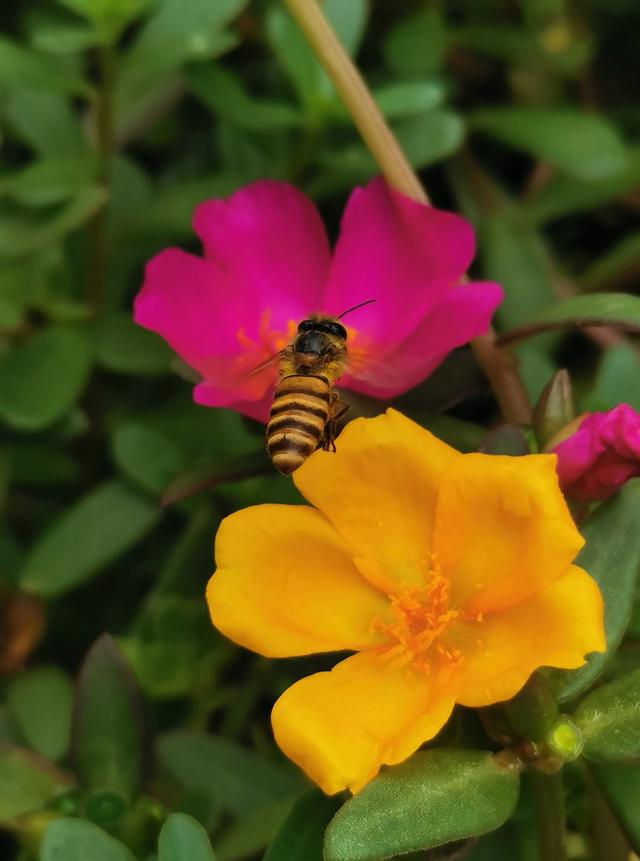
<box><xmin>253</xmin><ymin>300</ymin><xmax>375</xmax><ymax>475</ymax></box>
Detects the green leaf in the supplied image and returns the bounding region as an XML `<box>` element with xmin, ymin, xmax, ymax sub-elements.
<box><xmin>54</xmin><ymin>0</ymin><xmax>150</xmax><ymax>44</ymax></box>
<box><xmin>154</xmin><ymin>502</ymin><xmax>216</xmax><ymax>591</ymax></box>
<box><xmin>29</xmin><ymin>17</ymin><xmax>101</xmax><ymax>55</ymax></box>
<box><xmin>0</xmin><ymin>297</ymin><xmax>23</xmax><ymax>328</ymax></box>
<box><xmin>323</xmin><ymin>0</ymin><xmax>367</xmax><ymax>56</ymax></box>
<box><xmin>383</xmin><ymin>9</ymin><xmax>449</xmax><ymax>76</ymax></box>
<box><xmin>591</xmin><ymin>764</ymin><xmax>640</xmax><ymax>853</ymax></box>
<box><xmin>524</xmin><ymin>147</ymin><xmax>640</xmax><ymax>224</ymax></box>
<box><xmin>0</xmin><ymin>745</ymin><xmax>72</xmax><ymax>822</ymax></box>
<box><xmin>157</xmin><ymin>731</ymin><xmax>304</xmax><ymax>817</ymax></box>
<box><xmin>310</xmin><ymin>110</ymin><xmax>464</xmax><ymax>199</ymax></box>
<box><xmin>478</xmin><ymin>424</ymin><xmax>530</xmax><ymax>456</ymax></box>
<box><xmin>73</xmin><ymin>635</ymin><xmax>146</xmax><ymax>812</ymax></box>
<box><xmin>463</xmin><ymin>824</ymin><xmax>522</xmax><ymax>861</ymax></box>
<box><xmin>0</xmin><ymin>522</ymin><xmax>24</xmax><ymax>585</ymax></box>
<box><xmin>112</xmin><ymin>422</ymin><xmax>187</xmax><ymax>496</ymax></box>
<box><xmin>396</xmin><ymin>110</ymin><xmax>465</xmax><ymax>168</ymax></box>
<box><xmin>96</xmin><ymin>312</ymin><xmax>173</xmax><ymax>376</ymax></box>
<box><xmin>107</xmin><ymin>155</ymin><xmax>153</xmax><ymax>238</ymax></box>
<box><xmin>266</xmin><ymin>7</ymin><xmax>321</xmax><ymax>112</ymax></box>
<box><xmin>160</xmin><ymin>451</ymin><xmax>271</xmax><ymax>507</ymax></box>
<box><xmin>266</xmin><ymin>0</ymin><xmax>367</xmax><ymax>115</ymax></box>
<box><xmin>454</xmin><ymin>25</ymin><xmax>590</xmax><ymax>75</ymax></box>
<box><xmin>9</xmin><ymin>443</ymin><xmax>80</xmax><ymax>486</ymax></box>
<box><xmin>470</xmin><ymin>108</ymin><xmax>628</xmax><ymax>180</ymax></box>
<box><xmin>158</xmin><ymin>812</ymin><xmax>217</xmax><ymax>861</ymax></box>
<box><xmin>0</xmin><ymin>707</ymin><xmax>20</xmax><ymax>746</ymax></box>
<box><xmin>128</xmin><ymin>174</ymin><xmax>245</xmax><ymax>237</ymax></box>
<box><xmin>0</xmin><ymin>186</ymin><xmax>107</xmax><ymax>258</ymax></box>
<box><xmin>0</xmin><ymin>156</ymin><xmax>98</xmax><ymax>207</ymax></box>
<box><xmin>580</xmin><ymin>230</ymin><xmax>640</xmax><ymax>293</ymax></box>
<box><xmin>264</xmin><ymin>789</ymin><xmax>341</xmax><ymax>861</ymax></box>
<box><xmin>371</xmin><ymin>80</ymin><xmax>445</xmax><ymax>120</ymax></box>
<box><xmin>4</xmin><ymin>89</ymin><xmax>87</xmax><ymax>157</ymax></box>
<box><xmin>502</xmin><ymin>673</ymin><xmax>560</xmax><ymax>744</ymax></box>
<box><xmin>477</xmin><ymin>211</ymin><xmax>557</xmax><ymax>403</ymax></box>
<box><xmin>125</xmin><ymin>0</ymin><xmax>244</xmax><ymax>62</ymax></box>
<box><xmin>581</xmin><ymin>346</ymin><xmax>640</xmax><ymax>413</ymax></box>
<box><xmin>574</xmin><ymin>668</ymin><xmax>640</xmax><ymax>763</ymax></box>
<box><xmin>40</xmin><ymin>818</ymin><xmax>136</xmax><ymax>861</ymax></box>
<box><xmin>412</xmin><ymin>412</ymin><xmax>484</xmax><ymax>454</ymax></box>
<box><xmin>136</xmin><ymin>394</ymin><xmax>260</xmax><ymax>461</ymax></box>
<box><xmin>120</xmin><ymin>596</ymin><xmax>215</xmax><ymax>698</ymax></box>
<box><xmin>114</xmin><ymin>0</ymin><xmax>246</xmax><ymax>128</ymax></box>
<box><xmin>186</xmin><ymin>65</ymin><xmax>299</xmax><ymax>130</ymax></box>
<box><xmin>497</xmin><ymin>293</ymin><xmax>640</xmax><ymax>346</ymax></box>
<box><xmin>0</xmin><ymin>326</ymin><xmax>92</xmax><ymax>432</ymax></box>
<box><xmin>216</xmin><ymin>799</ymin><xmax>293</xmax><ymax>861</ymax></box>
<box><xmin>324</xmin><ymin>750</ymin><xmax>519</xmax><ymax>861</ymax></box>
<box><xmin>0</xmin><ymin>36</ymin><xmax>90</xmax><ymax>96</ymax></box>
<box><xmin>20</xmin><ymin>479</ymin><xmax>161</xmax><ymax>597</ymax></box>
<box><xmin>480</xmin><ymin>213</ymin><xmax>557</xmax><ymax>328</ymax></box>
<box><xmin>548</xmin><ymin>480</ymin><xmax>640</xmax><ymax>702</ymax></box>
<box><xmin>7</xmin><ymin>667</ymin><xmax>73</xmax><ymax>761</ymax></box>
<box><xmin>218</xmin><ymin>472</ymin><xmax>304</xmax><ymax>508</ymax></box>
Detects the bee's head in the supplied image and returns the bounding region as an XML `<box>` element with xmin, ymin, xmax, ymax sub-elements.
<box><xmin>294</xmin><ymin>318</ymin><xmax>347</xmax><ymax>354</ymax></box>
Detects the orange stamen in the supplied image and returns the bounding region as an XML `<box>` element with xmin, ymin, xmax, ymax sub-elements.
<box><xmin>233</xmin><ymin>310</ymin><xmax>297</xmax><ymax>378</ymax></box>
<box><xmin>371</xmin><ymin>554</ymin><xmax>464</xmax><ymax>672</ymax></box>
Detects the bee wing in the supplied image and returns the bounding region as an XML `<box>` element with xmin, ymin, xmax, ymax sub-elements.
<box><xmin>342</xmin><ymin>350</ymin><xmax>376</xmax><ymax>383</ymax></box>
<box><xmin>245</xmin><ymin>346</ymin><xmax>292</xmax><ymax>379</ymax></box>
<box><xmin>343</xmin><ymin>349</ymin><xmax>411</xmax><ymax>391</ymax></box>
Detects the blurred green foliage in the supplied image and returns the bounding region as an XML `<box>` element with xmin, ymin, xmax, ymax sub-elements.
<box><xmin>1</xmin><ymin>0</ymin><xmax>640</xmax><ymax>859</ymax></box>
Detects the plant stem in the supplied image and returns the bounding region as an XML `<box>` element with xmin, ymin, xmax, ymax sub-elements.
<box><xmin>281</xmin><ymin>0</ymin><xmax>532</xmax><ymax>424</ymax></box>
<box><xmin>587</xmin><ymin>774</ymin><xmax>630</xmax><ymax>861</ymax></box>
<box><xmin>283</xmin><ymin>0</ymin><xmax>428</xmax><ymax>203</ymax></box>
<box><xmin>530</xmin><ymin>772</ymin><xmax>567</xmax><ymax>861</ymax></box>
<box><xmin>88</xmin><ymin>45</ymin><xmax>114</xmax><ymax>314</ymax></box>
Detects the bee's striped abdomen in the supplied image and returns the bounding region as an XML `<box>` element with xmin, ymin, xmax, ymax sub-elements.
<box><xmin>267</xmin><ymin>374</ymin><xmax>330</xmax><ymax>475</ymax></box>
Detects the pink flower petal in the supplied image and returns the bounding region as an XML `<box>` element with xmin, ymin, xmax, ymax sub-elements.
<box><xmin>134</xmin><ymin>248</ymin><xmax>282</xmax><ymax>411</ymax></box>
<box><xmin>323</xmin><ymin>178</ymin><xmax>476</xmax><ymax>347</ymax></box>
<box><xmin>553</xmin><ymin>404</ymin><xmax>640</xmax><ymax>500</ymax></box>
<box><xmin>341</xmin><ymin>281</ymin><xmax>503</xmax><ymax>399</ymax></box>
<box><xmin>193</xmin><ymin>180</ymin><xmax>331</xmax><ymax>330</ymax></box>
<box><xmin>134</xmin><ymin>248</ymin><xmax>241</xmax><ymax>367</ymax></box>
<box><xmin>134</xmin><ymin>179</ymin><xmax>501</xmax><ymax>423</ymax></box>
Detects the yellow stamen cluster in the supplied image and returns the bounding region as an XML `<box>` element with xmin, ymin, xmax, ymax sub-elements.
<box><xmin>372</xmin><ymin>555</ymin><xmax>461</xmax><ymax>672</ymax></box>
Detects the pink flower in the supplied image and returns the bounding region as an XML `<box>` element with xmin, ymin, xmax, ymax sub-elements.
<box><xmin>134</xmin><ymin>178</ymin><xmax>503</xmax><ymax>422</ymax></box>
<box><xmin>551</xmin><ymin>404</ymin><xmax>640</xmax><ymax>501</ymax></box>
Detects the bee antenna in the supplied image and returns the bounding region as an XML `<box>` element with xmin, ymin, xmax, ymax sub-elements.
<box><xmin>336</xmin><ymin>299</ymin><xmax>376</xmax><ymax>320</ymax></box>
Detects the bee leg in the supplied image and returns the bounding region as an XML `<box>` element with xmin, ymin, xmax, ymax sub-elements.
<box><xmin>322</xmin><ymin>398</ymin><xmax>350</xmax><ymax>453</ymax></box>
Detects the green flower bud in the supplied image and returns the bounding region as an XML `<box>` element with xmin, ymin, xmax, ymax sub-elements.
<box><xmin>86</xmin><ymin>789</ymin><xmax>127</xmax><ymax>825</ymax></box>
<box><xmin>546</xmin><ymin>715</ymin><xmax>584</xmax><ymax>762</ymax></box>
<box><xmin>533</xmin><ymin>369</ymin><xmax>575</xmax><ymax>449</ymax></box>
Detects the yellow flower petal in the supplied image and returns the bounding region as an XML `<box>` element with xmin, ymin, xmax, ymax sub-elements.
<box><xmin>272</xmin><ymin>650</ymin><xmax>455</xmax><ymax>794</ymax></box>
<box><xmin>447</xmin><ymin>565</ymin><xmax>605</xmax><ymax>707</ymax></box>
<box><xmin>294</xmin><ymin>409</ymin><xmax>460</xmax><ymax>594</ymax></box>
<box><xmin>207</xmin><ymin>505</ymin><xmax>389</xmax><ymax>657</ymax></box>
<box><xmin>433</xmin><ymin>453</ymin><xmax>584</xmax><ymax>615</ymax></box>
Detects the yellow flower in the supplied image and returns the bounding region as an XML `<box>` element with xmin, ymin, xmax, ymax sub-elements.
<box><xmin>206</xmin><ymin>410</ymin><xmax>605</xmax><ymax>795</ymax></box>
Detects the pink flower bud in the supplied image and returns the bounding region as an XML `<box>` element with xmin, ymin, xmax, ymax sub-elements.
<box><xmin>551</xmin><ymin>404</ymin><xmax>640</xmax><ymax>501</ymax></box>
